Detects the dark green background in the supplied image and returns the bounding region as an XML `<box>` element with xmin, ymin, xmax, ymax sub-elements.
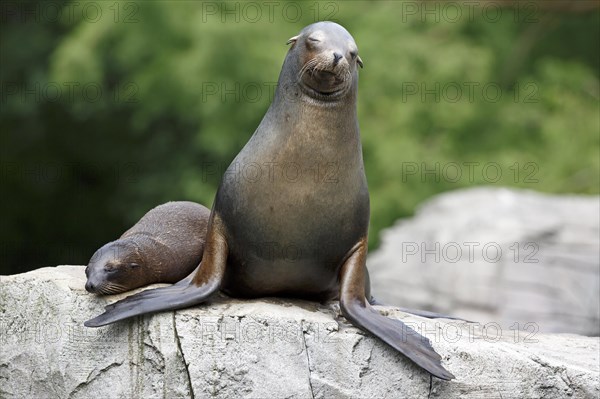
<box><xmin>1</xmin><ymin>1</ymin><xmax>598</xmax><ymax>275</ymax></box>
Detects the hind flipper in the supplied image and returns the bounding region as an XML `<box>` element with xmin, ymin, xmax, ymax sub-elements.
<box><xmin>85</xmin><ymin>214</ymin><xmax>229</xmax><ymax>327</ymax></box>
<box><xmin>368</xmin><ymin>298</ymin><xmax>472</xmax><ymax>322</ymax></box>
<box><xmin>339</xmin><ymin>239</ymin><xmax>454</xmax><ymax>381</ymax></box>
<box><xmin>395</xmin><ymin>307</ymin><xmax>473</xmax><ymax>323</ymax></box>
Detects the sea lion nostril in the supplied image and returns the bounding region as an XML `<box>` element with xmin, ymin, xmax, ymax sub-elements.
<box><xmin>85</xmin><ymin>281</ymin><xmax>95</xmax><ymax>292</ymax></box>
<box><xmin>333</xmin><ymin>52</ymin><xmax>343</xmax><ymax>65</ymax></box>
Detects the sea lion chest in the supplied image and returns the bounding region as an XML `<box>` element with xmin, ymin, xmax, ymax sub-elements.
<box><xmin>216</xmin><ymin>107</ymin><xmax>369</xmax><ymax>299</ymax></box>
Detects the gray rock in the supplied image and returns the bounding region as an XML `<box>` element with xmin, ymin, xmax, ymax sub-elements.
<box><xmin>1</xmin><ymin>265</ymin><xmax>599</xmax><ymax>398</ymax></box>
<box><xmin>369</xmin><ymin>187</ymin><xmax>600</xmax><ymax>335</ymax></box>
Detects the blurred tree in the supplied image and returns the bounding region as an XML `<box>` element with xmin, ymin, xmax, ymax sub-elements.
<box><xmin>1</xmin><ymin>1</ymin><xmax>598</xmax><ymax>274</ymax></box>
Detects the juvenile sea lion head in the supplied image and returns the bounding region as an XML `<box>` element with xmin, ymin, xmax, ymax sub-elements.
<box><xmin>85</xmin><ymin>241</ymin><xmax>145</xmax><ymax>294</ymax></box>
<box><xmin>285</xmin><ymin>21</ymin><xmax>363</xmax><ymax>102</ymax></box>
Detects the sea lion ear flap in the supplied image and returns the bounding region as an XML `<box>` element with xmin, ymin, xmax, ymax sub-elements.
<box><xmin>357</xmin><ymin>56</ymin><xmax>364</xmax><ymax>69</ymax></box>
<box><xmin>286</xmin><ymin>35</ymin><xmax>299</xmax><ymax>45</ymax></box>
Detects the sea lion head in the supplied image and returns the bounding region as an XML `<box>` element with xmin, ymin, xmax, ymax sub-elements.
<box><xmin>285</xmin><ymin>21</ymin><xmax>363</xmax><ymax>102</ymax></box>
<box><xmin>85</xmin><ymin>240</ymin><xmax>145</xmax><ymax>294</ymax></box>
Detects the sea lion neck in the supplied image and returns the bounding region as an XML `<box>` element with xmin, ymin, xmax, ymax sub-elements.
<box><xmin>248</xmin><ymin>81</ymin><xmax>359</xmax><ymax>162</ymax></box>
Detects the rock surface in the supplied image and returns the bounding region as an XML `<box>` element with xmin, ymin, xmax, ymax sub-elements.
<box><xmin>369</xmin><ymin>187</ymin><xmax>600</xmax><ymax>335</ymax></box>
<box><xmin>1</xmin><ymin>266</ymin><xmax>599</xmax><ymax>398</ymax></box>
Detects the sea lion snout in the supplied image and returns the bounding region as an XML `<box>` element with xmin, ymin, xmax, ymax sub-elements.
<box><xmin>84</xmin><ymin>262</ymin><xmax>109</xmax><ymax>293</ymax></box>
<box><xmin>85</xmin><ymin>280</ymin><xmax>96</xmax><ymax>293</ymax></box>
<box><xmin>84</xmin><ymin>263</ymin><xmax>131</xmax><ymax>295</ymax></box>
<box><xmin>84</xmin><ymin>265</ymin><xmax>106</xmax><ymax>293</ymax></box>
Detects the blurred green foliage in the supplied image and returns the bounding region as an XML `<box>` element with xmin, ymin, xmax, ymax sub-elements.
<box><xmin>1</xmin><ymin>1</ymin><xmax>598</xmax><ymax>274</ymax></box>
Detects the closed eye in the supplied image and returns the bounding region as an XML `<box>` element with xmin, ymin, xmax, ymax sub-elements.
<box><xmin>104</xmin><ymin>262</ymin><xmax>118</xmax><ymax>272</ymax></box>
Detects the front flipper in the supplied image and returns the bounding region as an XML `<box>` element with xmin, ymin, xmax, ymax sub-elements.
<box><xmin>339</xmin><ymin>239</ymin><xmax>455</xmax><ymax>380</ymax></box>
<box><xmin>85</xmin><ymin>214</ymin><xmax>229</xmax><ymax>328</ymax></box>
<box><xmin>85</xmin><ymin>279</ymin><xmax>213</xmax><ymax>327</ymax></box>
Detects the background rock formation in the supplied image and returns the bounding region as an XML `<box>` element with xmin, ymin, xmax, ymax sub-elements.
<box><xmin>369</xmin><ymin>187</ymin><xmax>600</xmax><ymax>335</ymax></box>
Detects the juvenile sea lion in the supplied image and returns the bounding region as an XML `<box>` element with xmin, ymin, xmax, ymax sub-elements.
<box><xmin>85</xmin><ymin>201</ymin><xmax>210</xmax><ymax>294</ymax></box>
<box><xmin>86</xmin><ymin>22</ymin><xmax>454</xmax><ymax>380</ymax></box>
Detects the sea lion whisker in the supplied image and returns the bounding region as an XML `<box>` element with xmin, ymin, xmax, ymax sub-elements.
<box><xmin>106</xmin><ymin>283</ymin><xmax>127</xmax><ymax>292</ymax></box>
<box><xmin>298</xmin><ymin>59</ymin><xmax>315</xmax><ymax>77</ymax></box>
<box><xmin>343</xmin><ymin>70</ymin><xmax>352</xmax><ymax>88</ymax></box>
<box><xmin>298</xmin><ymin>58</ymin><xmax>318</xmax><ymax>80</ymax></box>
<box><xmin>98</xmin><ymin>283</ymin><xmax>128</xmax><ymax>294</ymax></box>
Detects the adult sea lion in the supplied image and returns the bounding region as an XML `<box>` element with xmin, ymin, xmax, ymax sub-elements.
<box><xmin>85</xmin><ymin>22</ymin><xmax>454</xmax><ymax>380</ymax></box>
<box><xmin>85</xmin><ymin>201</ymin><xmax>210</xmax><ymax>294</ymax></box>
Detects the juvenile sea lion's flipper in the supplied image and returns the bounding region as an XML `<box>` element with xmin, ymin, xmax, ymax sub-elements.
<box><xmin>85</xmin><ymin>215</ymin><xmax>229</xmax><ymax>327</ymax></box>
<box><xmin>339</xmin><ymin>239</ymin><xmax>455</xmax><ymax>381</ymax></box>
